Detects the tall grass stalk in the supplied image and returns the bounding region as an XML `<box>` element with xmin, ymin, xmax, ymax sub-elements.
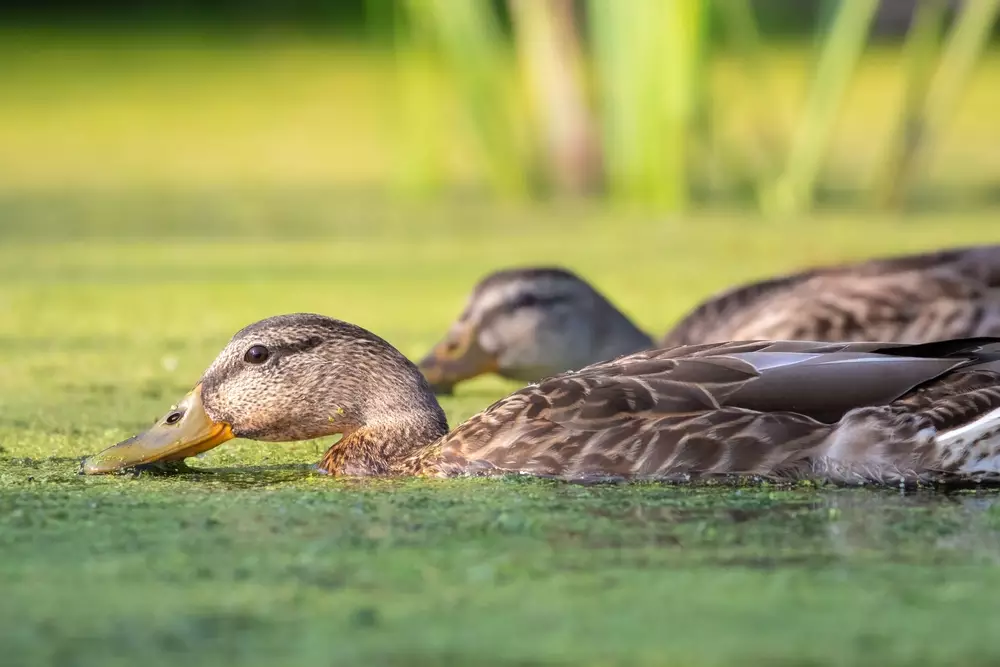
<box><xmin>875</xmin><ymin>0</ymin><xmax>1000</xmax><ymax>207</ymax></box>
<box><xmin>588</xmin><ymin>0</ymin><xmax>705</xmax><ymax>209</ymax></box>
<box><xmin>509</xmin><ymin>0</ymin><xmax>601</xmax><ymax>196</ymax></box>
<box><xmin>870</xmin><ymin>0</ymin><xmax>949</xmax><ymax>209</ymax></box>
<box><xmin>403</xmin><ymin>0</ymin><xmax>532</xmax><ymax>198</ymax></box>
<box><xmin>766</xmin><ymin>0</ymin><xmax>879</xmax><ymax>216</ymax></box>
<box><xmin>713</xmin><ymin>0</ymin><xmax>782</xmax><ymax>197</ymax></box>
<box><xmin>587</xmin><ymin>0</ymin><xmax>653</xmax><ymax>201</ymax></box>
<box><xmin>661</xmin><ymin>0</ymin><xmax>707</xmax><ymax>210</ymax></box>
<box><xmin>392</xmin><ymin>10</ymin><xmax>448</xmax><ymax>196</ymax></box>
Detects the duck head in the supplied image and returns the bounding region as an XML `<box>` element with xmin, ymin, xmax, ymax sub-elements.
<box><xmin>82</xmin><ymin>313</ymin><xmax>447</xmax><ymax>474</ymax></box>
<box><xmin>418</xmin><ymin>267</ymin><xmax>653</xmax><ymax>393</ymax></box>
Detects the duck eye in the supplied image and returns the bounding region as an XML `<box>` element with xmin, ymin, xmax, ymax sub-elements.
<box><xmin>440</xmin><ymin>336</ymin><xmax>468</xmax><ymax>359</ymax></box>
<box><xmin>164</xmin><ymin>411</ymin><xmax>183</xmax><ymax>425</ymax></box>
<box><xmin>511</xmin><ymin>293</ymin><xmax>540</xmax><ymax>310</ymax></box>
<box><xmin>244</xmin><ymin>345</ymin><xmax>270</xmax><ymax>364</ymax></box>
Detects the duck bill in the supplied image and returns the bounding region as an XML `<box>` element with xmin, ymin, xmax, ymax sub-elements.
<box><xmin>82</xmin><ymin>384</ymin><xmax>234</xmax><ymax>475</ymax></box>
<box><xmin>417</xmin><ymin>337</ymin><xmax>499</xmax><ymax>395</ymax></box>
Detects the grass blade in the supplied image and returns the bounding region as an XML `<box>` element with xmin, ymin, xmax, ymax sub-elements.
<box><xmin>874</xmin><ymin>0</ymin><xmax>1000</xmax><ymax>208</ymax></box>
<box><xmin>392</xmin><ymin>6</ymin><xmax>449</xmax><ymax>196</ymax></box>
<box><xmin>870</xmin><ymin>0</ymin><xmax>950</xmax><ymax>209</ymax></box>
<box><xmin>766</xmin><ymin>0</ymin><xmax>879</xmax><ymax>216</ymax></box>
<box><xmin>713</xmin><ymin>0</ymin><xmax>783</xmax><ymax>195</ymax></box>
<box><xmin>403</xmin><ymin>0</ymin><xmax>533</xmax><ymax>198</ymax></box>
<box><xmin>509</xmin><ymin>0</ymin><xmax>601</xmax><ymax>196</ymax></box>
<box><xmin>588</xmin><ymin>0</ymin><xmax>705</xmax><ymax>209</ymax></box>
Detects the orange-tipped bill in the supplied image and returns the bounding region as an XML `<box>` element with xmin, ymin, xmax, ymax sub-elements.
<box><xmin>417</xmin><ymin>335</ymin><xmax>498</xmax><ymax>395</ymax></box>
<box><xmin>82</xmin><ymin>384</ymin><xmax>234</xmax><ymax>475</ymax></box>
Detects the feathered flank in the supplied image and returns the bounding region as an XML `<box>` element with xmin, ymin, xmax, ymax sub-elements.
<box><xmin>663</xmin><ymin>245</ymin><xmax>1000</xmax><ymax>346</ymax></box>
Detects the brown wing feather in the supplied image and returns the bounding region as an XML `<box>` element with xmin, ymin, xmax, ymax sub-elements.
<box><xmin>893</xmin><ymin>369</ymin><xmax>1000</xmax><ymax>433</ymax></box>
<box><xmin>440</xmin><ymin>339</ymin><xmax>1000</xmax><ymax>482</ymax></box>
<box><xmin>662</xmin><ymin>245</ymin><xmax>1000</xmax><ymax>346</ymax></box>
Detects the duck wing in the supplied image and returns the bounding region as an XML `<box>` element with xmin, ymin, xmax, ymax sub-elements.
<box><xmin>662</xmin><ymin>245</ymin><xmax>1000</xmax><ymax>346</ymax></box>
<box><xmin>441</xmin><ymin>339</ymin><xmax>1000</xmax><ymax>482</ymax></box>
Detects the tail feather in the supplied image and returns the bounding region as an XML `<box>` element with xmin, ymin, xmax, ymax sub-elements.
<box><xmin>934</xmin><ymin>405</ymin><xmax>1000</xmax><ymax>475</ymax></box>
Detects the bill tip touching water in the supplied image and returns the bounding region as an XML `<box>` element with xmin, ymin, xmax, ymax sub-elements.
<box><xmin>81</xmin><ymin>384</ymin><xmax>234</xmax><ymax>475</ymax></box>
<box><xmin>83</xmin><ymin>312</ymin><xmax>1000</xmax><ymax>485</ymax></box>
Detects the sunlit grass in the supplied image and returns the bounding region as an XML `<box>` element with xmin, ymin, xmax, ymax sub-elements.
<box><xmin>1</xmin><ymin>29</ymin><xmax>999</xmax><ymax>199</ymax></box>
<box><xmin>0</xmin><ymin>32</ymin><xmax>432</xmax><ymax>190</ymax></box>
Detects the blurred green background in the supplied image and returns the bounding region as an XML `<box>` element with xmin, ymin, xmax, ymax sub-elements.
<box><xmin>4</xmin><ymin>2</ymin><xmax>1000</xmax><ymax>666</ymax></box>
<box><xmin>1</xmin><ymin>0</ymin><xmax>999</xmax><ymax>212</ymax></box>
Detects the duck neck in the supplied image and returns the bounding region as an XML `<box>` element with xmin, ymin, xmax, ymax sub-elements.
<box><xmin>598</xmin><ymin>323</ymin><xmax>655</xmax><ymax>361</ymax></box>
<box><xmin>317</xmin><ymin>404</ymin><xmax>450</xmax><ymax>476</ymax></box>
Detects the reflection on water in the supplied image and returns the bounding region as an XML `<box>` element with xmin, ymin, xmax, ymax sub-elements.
<box><xmin>575</xmin><ymin>487</ymin><xmax>1000</xmax><ymax>568</ymax></box>
<box><xmin>7</xmin><ymin>454</ymin><xmax>1000</xmax><ymax>569</ymax></box>
<box><xmin>145</xmin><ymin>463</ymin><xmax>320</xmax><ymax>489</ymax></box>
<box><xmin>820</xmin><ymin>491</ymin><xmax>1000</xmax><ymax>563</ymax></box>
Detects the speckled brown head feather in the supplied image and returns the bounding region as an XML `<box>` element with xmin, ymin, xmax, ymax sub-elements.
<box><xmin>418</xmin><ymin>267</ymin><xmax>652</xmax><ymax>393</ymax></box>
<box><xmin>199</xmin><ymin>314</ymin><xmax>445</xmax><ymax>443</ymax></box>
<box><xmin>83</xmin><ymin>314</ymin><xmax>1000</xmax><ymax>485</ymax></box>
<box><xmin>80</xmin><ymin>314</ymin><xmax>450</xmax><ymax>476</ymax></box>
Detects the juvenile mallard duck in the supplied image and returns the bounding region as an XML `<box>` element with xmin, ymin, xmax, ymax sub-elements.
<box><xmin>420</xmin><ymin>246</ymin><xmax>1000</xmax><ymax>392</ymax></box>
<box><xmin>84</xmin><ymin>313</ymin><xmax>1000</xmax><ymax>484</ymax></box>
<box><xmin>418</xmin><ymin>267</ymin><xmax>653</xmax><ymax>393</ymax></box>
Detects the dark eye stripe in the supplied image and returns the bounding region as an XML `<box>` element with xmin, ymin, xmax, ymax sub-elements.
<box><xmin>508</xmin><ymin>293</ymin><xmax>570</xmax><ymax>311</ymax></box>
<box><xmin>280</xmin><ymin>336</ymin><xmax>325</xmax><ymax>354</ymax></box>
<box><xmin>478</xmin><ymin>293</ymin><xmax>572</xmax><ymax>331</ymax></box>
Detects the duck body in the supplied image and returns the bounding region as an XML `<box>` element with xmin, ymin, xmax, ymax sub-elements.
<box><xmin>84</xmin><ymin>314</ymin><xmax>1000</xmax><ymax>486</ymax></box>
<box><xmin>435</xmin><ymin>337</ymin><xmax>1000</xmax><ymax>485</ymax></box>
<box><xmin>420</xmin><ymin>246</ymin><xmax>1000</xmax><ymax>393</ymax></box>
<box><xmin>662</xmin><ymin>244</ymin><xmax>1000</xmax><ymax>346</ymax></box>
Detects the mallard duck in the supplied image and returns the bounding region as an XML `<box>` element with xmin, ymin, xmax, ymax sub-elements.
<box><xmin>418</xmin><ymin>267</ymin><xmax>653</xmax><ymax>393</ymax></box>
<box><xmin>83</xmin><ymin>313</ymin><xmax>1000</xmax><ymax>484</ymax></box>
<box><xmin>419</xmin><ymin>245</ymin><xmax>1000</xmax><ymax>392</ymax></box>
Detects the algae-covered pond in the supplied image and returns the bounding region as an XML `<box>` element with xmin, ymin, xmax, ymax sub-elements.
<box><xmin>5</xmin><ymin>470</ymin><xmax>1000</xmax><ymax>666</ymax></box>
<box><xmin>4</xmin><ymin>192</ymin><xmax>1000</xmax><ymax>665</ymax></box>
